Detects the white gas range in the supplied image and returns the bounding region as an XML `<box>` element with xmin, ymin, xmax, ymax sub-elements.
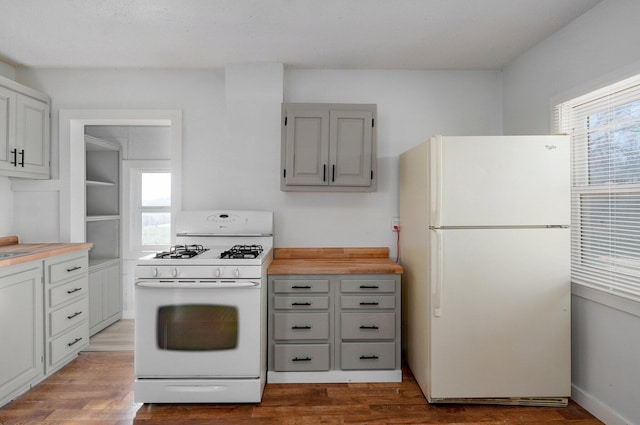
<box><xmin>134</xmin><ymin>210</ymin><xmax>273</xmax><ymax>404</ymax></box>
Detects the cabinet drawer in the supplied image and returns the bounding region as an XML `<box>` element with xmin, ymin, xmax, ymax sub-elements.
<box><xmin>274</xmin><ymin>344</ymin><xmax>330</xmax><ymax>371</ymax></box>
<box><xmin>340</xmin><ymin>342</ymin><xmax>396</xmax><ymax>370</ymax></box>
<box><xmin>273</xmin><ymin>312</ymin><xmax>329</xmax><ymax>340</ymax></box>
<box><xmin>340</xmin><ymin>295</ymin><xmax>395</xmax><ymax>310</ymax></box>
<box><xmin>340</xmin><ymin>279</ymin><xmax>396</xmax><ymax>293</ymax></box>
<box><xmin>47</xmin><ymin>254</ymin><xmax>88</xmax><ymax>284</ymax></box>
<box><xmin>49</xmin><ymin>277</ymin><xmax>88</xmax><ymax>309</ymax></box>
<box><xmin>340</xmin><ymin>312</ymin><xmax>395</xmax><ymax>340</ymax></box>
<box><xmin>274</xmin><ymin>296</ymin><xmax>329</xmax><ymax>310</ymax></box>
<box><xmin>49</xmin><ymin>325</ymin><xmax>88</xmax><ymax>366</ymax></box>
<box><xmin>50</xmin><ymin>297</ymin><xmax>88</xmax><ymax>337</ymax></box>
<box><xmin>272</xmin><ymin>279</ymin><xmax>329</xmax><ymax>293</ymax></box>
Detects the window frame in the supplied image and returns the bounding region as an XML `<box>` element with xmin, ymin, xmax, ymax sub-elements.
<box><xmin>554</xmin><ymin>73</ymin><xmax>640</xmax><ymax>317</ymax></box>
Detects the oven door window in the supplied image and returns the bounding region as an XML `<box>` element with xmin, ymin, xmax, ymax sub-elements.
<box><xmin>157</xmin><ymin>305</ymin><xmax>238</xmax><ymax>351</ymax></box>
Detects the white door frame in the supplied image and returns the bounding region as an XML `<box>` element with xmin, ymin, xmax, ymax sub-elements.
<box><xmin>58</xmin><ymin>109</ymin><xmax>182</xmax><ymax>243</ymax></box>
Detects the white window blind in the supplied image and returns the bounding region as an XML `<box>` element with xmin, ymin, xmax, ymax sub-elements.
<box><xmin>555</xmin><ymin>74</ymin><xmax>640</xmax><ymax>302</ymax></box>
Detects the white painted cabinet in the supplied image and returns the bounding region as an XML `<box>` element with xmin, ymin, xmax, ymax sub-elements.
<box><xmin>0</xmin><ymin>262</ymin><xmax>44</xmax><ymax>407</ymax></box>
<box><xmin>0</xmin><ymin>75</ymin><xmax>50</xmax><ymax>179</ymax></box>
<box><xmin>281</xmin><ymin>103</ymin><xmax>377</xmax><ymax>192</ymax></box>
<box><xmin>44</xmin><ymin>251</ymin><xmax>90</xmax><ymax>375</ymax></box>
<box><xmin>89</xmin><ymin>261</ymin><xmax>121</xmax><ymax>335</ymax></box>
<box><xmin>84</xmin><ymin>135</ymin><xmax>122</xmax><ymax>335</ymax></box>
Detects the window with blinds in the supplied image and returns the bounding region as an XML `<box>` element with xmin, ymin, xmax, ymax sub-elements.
<box><xmin>555</xmin><ymin>74</ymin><xmax>640</xmax><ymax>303</ymax></box>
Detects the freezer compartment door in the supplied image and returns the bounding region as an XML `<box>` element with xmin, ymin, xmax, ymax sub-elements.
<box><xmin>429</xmin><ymin>227</ymin><xmax>570</xmax><ymax>399</ymax></box>
<box><xmin>430</xmin><ymin>135</ymin><xmax>570</xmax><ymax>227</ymax></box>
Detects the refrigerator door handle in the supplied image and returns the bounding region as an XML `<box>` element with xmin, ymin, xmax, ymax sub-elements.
<box><xmin>432</xmin><ymin>228</ymin><xmax>443</xmax><ymax>317</ymax></box>
<box><xmin>430</xmin><ymin>135</ymin><xmax>443</xmax><ymax>227</ymax></box>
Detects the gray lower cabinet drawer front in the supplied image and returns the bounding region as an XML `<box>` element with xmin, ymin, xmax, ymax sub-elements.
<box><xmin>340</xmin><ymin>279</ymin><xmax>396</xmax><ymax>293</ymax></box>
<box><xmin>49</xmin><ymin>277</ymin><xmax>88</xmax><ymax>308</ymax></box>
<box><xmin>341</xmin><ymin>312</ymin><xmax>396</xmax><ymax>340</ymax></box>
<box><xmin>340</xmin><ymin>295</ymin><xmax>395</xmax><ymax>309</ymax></box>
<box><xmin>341</xmin><ymin>342</ymin><xmax>396</xmax><ymax>370</ymax></box>
<box><xmin>50</xmin><ymin>297</ymin><xmax>89</xmax><ymax>337</ymax></box>
<box><xmin>274</xmin><ymin>296</ymin><xmax>330</xmax><ymax>310</ymax></box>
<box><xmin>273</xmin><ymin>312</ymin><xmax>330</xmax><ymax>340</ymax></box>
<box><xmin>50</xmin><ymin>324</ymin><xmax>89</xmax><ymax>366</ymax></box>
<box><xmin>48</xmin><ymin>255</ymin><xmax>88</xmax><ymax>285</ymax></box>
<box><xmin>273</xmin><ymin>279</ymin><xmax>329</xmax><ymax>293</ymax></box>
<box><xmin>274</xmin><ymin>344</ymin><xmax>330</xmax><ymax>371</ymax></box>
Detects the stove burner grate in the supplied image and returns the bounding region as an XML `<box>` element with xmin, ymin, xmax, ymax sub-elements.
<box><xmin>154</xmin><ymin>244</ymin><xmax>209</xmax><ymax>259</ymax></box>
<box><xmin>220</xmin><ymin>244</ymin><xmax>264</xmax><ymax>259</ymax></box>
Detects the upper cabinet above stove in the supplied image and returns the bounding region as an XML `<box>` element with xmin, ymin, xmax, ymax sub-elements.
<box><xmin>0</xmin><ymin>74</ymin><xmax>50</xmax><ymax>179</ymax></box>
<box><xmin>280</xmin><ymin>103</ymin><xmax>377</xmax><ymax>192</ymax></box>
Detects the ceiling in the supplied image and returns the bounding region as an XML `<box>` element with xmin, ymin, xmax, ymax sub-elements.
<box><xmin>0</xmin><ymin>0</ymin><xmax>601</xmax><ymax>70</ymax></box>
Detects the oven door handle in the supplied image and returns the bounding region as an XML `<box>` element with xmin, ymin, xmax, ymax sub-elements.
<box><xmin>136</xmin><ymin>280</ymin><xmax>260</xmax><ymax>289</ymax></box>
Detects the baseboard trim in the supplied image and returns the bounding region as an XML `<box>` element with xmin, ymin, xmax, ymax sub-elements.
<box><xmin>572</xmin><ymin>384</ymin><xmax>635</xmax><ymax>425</ymax></box>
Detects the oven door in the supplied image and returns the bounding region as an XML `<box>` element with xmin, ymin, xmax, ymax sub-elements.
<box><xmin>134</xmin><ymin>279</ymin><xmax>262</xmax><ymax>378</ymax></box>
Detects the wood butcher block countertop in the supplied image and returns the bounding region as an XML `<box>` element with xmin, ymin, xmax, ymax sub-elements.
<box><xmin>267</xmin><ymin>247</ymin><xmax>403</xmax><ymax>275</ymax></box>
<box><xmin>0</xmin><ymin>236</ymin><xmax>93</xmax><ymax>268</ymax></box>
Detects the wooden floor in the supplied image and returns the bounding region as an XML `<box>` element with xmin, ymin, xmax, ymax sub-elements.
<box><xmin>0</xmin><ymin>351</ymin><xmax>603</xmax><ymax>425</ymax></box>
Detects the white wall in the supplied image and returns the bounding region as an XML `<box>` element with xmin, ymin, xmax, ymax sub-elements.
<box><xmin>502</xmin><ymin>1</ymin><xmax>640</xmax><ymax>424</ymax></box>
<box><xmin>14</xmin><ymin>66</ymin><xmax>502</xmax><ymax>257</ymax></box>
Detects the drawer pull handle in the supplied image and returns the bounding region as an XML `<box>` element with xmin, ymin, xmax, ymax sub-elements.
<box><xmin>291</xmin><ymin>325</ymin><xmax>312</xmax><ymax>330</ymax></box>
<box><xmin>359</xmin><ymin>325</ymin><xmax>380</xmax><ymax>330</ymax></box>
<box><xmin>67</xmin><ymin>311</ymin><xmax>82</xmax><ymax>320</ymax></box>
<box><xmin>360</xmin><ymin>355</ymin><xmax>379</xmax><ymax>360</ymax></box>
<box><xmin>67</xmin><ymin>337</ymin><xmax>83</xmax><ymax>347</ymax></box>
<box><xmin>359</xmin><ymin>302</ymin><xmax>379</xmax><ymax>306</ymax></box>
<box><xmin>291</xmin><ymin>302</ymin><xmax>311</xmax><ymax>306</ymax></box>
<box><xmin>292</xmin><ymin>357</ymin><xmax>312</xmax><ymax>362</ymax></box>
<box><xmin>66</xmin><ymin>266</ymin><xmax>82</xmax><ymax>272</ymax></box>
<box><xmin>66</xmin><ymin>287</ymin><xmax>82</xmax><ymax>294</ymax></box>
<box><xmin>359</xmin><ymin>285</ymin><xmax>379</xmax><ymax>289</ymax></box>
<box><xmin>291</xmin><ymin>285</ymin><xmax>311</xmax><ymax>289</ymax></box>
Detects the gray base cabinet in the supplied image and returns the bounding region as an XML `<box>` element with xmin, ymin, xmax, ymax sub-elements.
<box><xmin>0</xmin><ymin>249</ymin><xmax>90</xmax><ymax>408</ymax></box>
<box><xmin>89</xmin><ymin>261</ymin><xmax>121</xmax><ymax>336</ymax></box>
<box><xmin>0</xmin><ymin>262</ymin><xmax>44</xmax><ymax>408</ymax></box>
<box><xmin>267</xmin><ymin>274</ymin><xmax>401</xmax><ymax>383</ymax></box>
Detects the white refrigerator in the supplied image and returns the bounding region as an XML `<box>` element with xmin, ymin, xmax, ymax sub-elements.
<box><xmin>399</xmin><ymin>135</ymin><xmax>571</xmax><ymax>406</ymax></box>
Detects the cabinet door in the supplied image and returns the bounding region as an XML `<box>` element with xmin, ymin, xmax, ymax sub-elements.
<box><xmin>329</xmin><ymin>109</ymin><xmax>373</xmax><ymax>187</ymax></box>
<box><xmin>102</xmin><ymin>263</ymin><xmax>121</xmax><ymax>321</ymax></box>
<box><xmin>88</xmin><ymin>270</ymin><xmax>103</xmax><ymax>329</ymax></box>
<box><xmin>0</xmin><ymin>86</ymin><xmax>16</xmax><ymax>171</ymax></box>
<box><xmin>0</xmin><ymin>265</ymin><xmax>43</xmax><ymax>403</ymax></box>
<box><xmin>16</xmin><ymin>94</ymin><xmax>50</xmax><ymax>176</ymax></box>
<box><xmin>283</xmin><ymin>107</ymin><xmax>329</xmax><ymax>186</ymax></box>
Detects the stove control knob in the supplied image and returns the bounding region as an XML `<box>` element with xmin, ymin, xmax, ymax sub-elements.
<box><xmin>172</xmin><ymin>268</ymin><xmax>178</xmax><ymax>278</ymax></box>
<box><xmin>152</xmin><ymin>267</ymin><xmax>158</xmax><ymax>278</ymax></box>
<box><xmin>215</xmin><ymin>268</ymin><xmax>221</xmax><ymax>278</ymax></box>
<box><xmin>234</xmin><ymin>268</ymin><xmax>240</xmax><ymax>278</ymax></box>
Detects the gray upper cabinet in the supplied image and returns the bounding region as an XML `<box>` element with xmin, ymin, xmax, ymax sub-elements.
<box><xmin>0</xmin><ymin>75</ymin><xmax>50</xmax><ymax>179</ymax></box>
<box><xmin>281</xmin><ymin>103</ymin><xmax>377</xmax><ymax>192</ymax></box>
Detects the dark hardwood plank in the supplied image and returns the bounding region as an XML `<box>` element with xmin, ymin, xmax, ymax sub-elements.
<box><xmin>0</xmin><ymin>352</ymin><xmax>603</xmax><ymax>425</ymax></box>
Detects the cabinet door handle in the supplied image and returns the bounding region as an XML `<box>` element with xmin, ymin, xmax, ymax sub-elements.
<box><xmin>66</xmin><ymin>266</ymin><xmax>82</xmax><ymax>272</ymax></box>
<box><xmin>359</xmin><ymin>285</ymin><xmax>379</xmax><ymax>289</ymax></box>
<box><xmin>359</xmin><ymin>325</ymin><xmax>379</xmax><ymax>330</ymax></box>
<box><xmin>291</xmin><ymin>325</ymin><xmax>312</xmax><ymax>330</ymax></box>
<box><xmin>10</xmin><ymin>149</ymin><xmax>17</xmax><ymax>166</ymax></box>
<box><xmin>66</xmin><ymin>287</ymin><xmax>82</xmax><ymax>294</ymax></box>
<box><xmin>323</xmin><ymin>164</ymin><xmax>326</xmax><ymax>182</ymax></box>
<box><xmin>359</xmin><ymin>302</ymin><xmax>379</xmax><ymax>306</ymax></box>
<box><xmin>67</xmin><ymin>311</ymin><xmax>82</xmax><ymax>320</ymax></box>
<box><xmin>291</xmin><ymin>302</ymin><xmax>311</xmax><ymax>306</ymax></box>
<box><xmin>291</xmin><ymin>285</ymin><xmax>311</xmax><ymax>289</ymax></box>
<box><xmin>332</xmin><ymin>164</ymin><xmax>335</xmax><ymax>182</ymax></box>
<box><xmin>292</xmin><ymin>357</ymin><xmax>312</xmax><ymax>362</ymax></box>
<box><xmin>19</xmin><ymin>149</ymin><xmax>25</xmax><ymax>167</ymax></box>
<box><xmin>359</xmin><ymin>355</ymin><xmax>379</xmax><ymax>360</ymax></box>
<box><xmin>67</xmin><ymin>337</ymin><xmax>83</xmax><ymax>347</ymax></box>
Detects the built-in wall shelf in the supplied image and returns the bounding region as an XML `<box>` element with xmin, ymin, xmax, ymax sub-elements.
<box><xmin>86</xmin><ymin>180</ymin><xmax>115</xmax><ymax>187</ymax></box>
<box><xmin>86</xmin><ymin>215</ymin><xmax>120</xmax><ymax>222</ymax></box>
